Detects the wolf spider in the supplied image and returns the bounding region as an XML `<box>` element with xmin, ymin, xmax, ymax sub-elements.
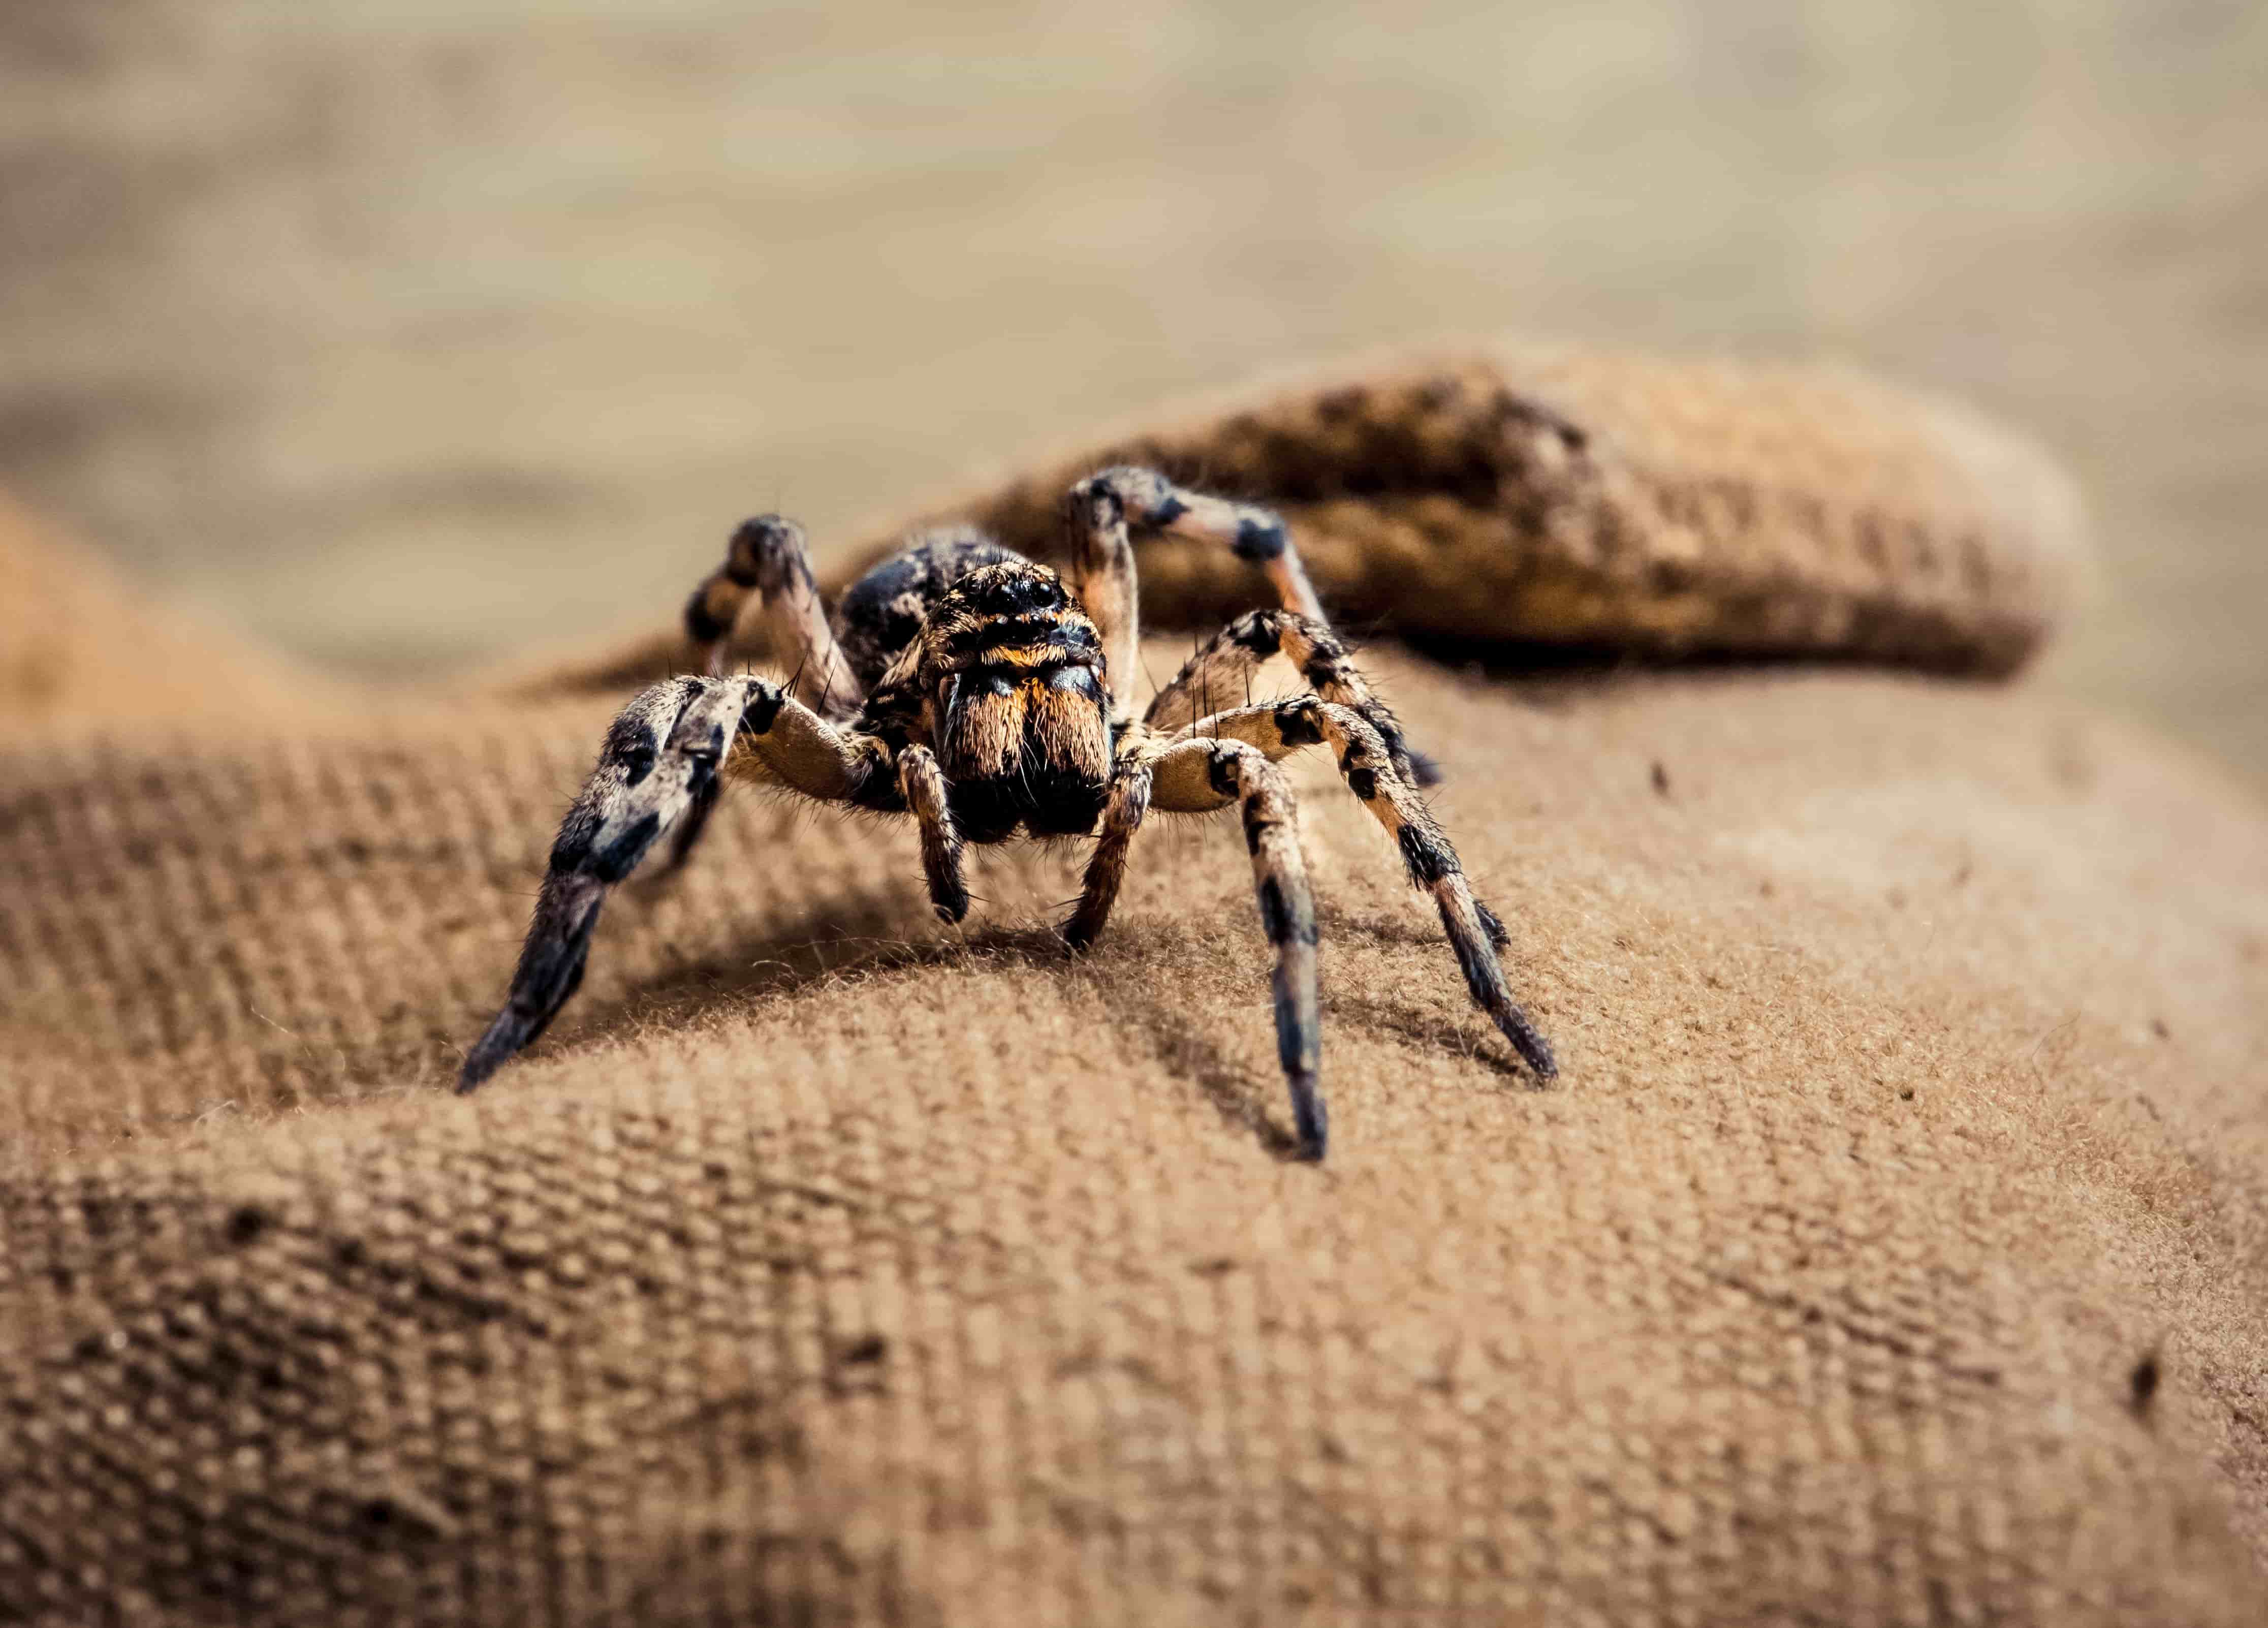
<box><xmin>458</xmin><ymin>467</ymin><xmax>1555</xmax><ymax>1157</ymax></box>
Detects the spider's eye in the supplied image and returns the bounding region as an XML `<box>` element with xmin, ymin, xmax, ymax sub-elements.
<box><xmin>619</xmin><ymin>744</ymin><xmax>659</xmax><ymax>787</ymax></box>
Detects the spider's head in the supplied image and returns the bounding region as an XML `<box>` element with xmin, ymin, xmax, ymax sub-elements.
<box><xmin>924</xmin><ymin>562</ymin><xmax>1113</xmax><ymax>842</ymax></box>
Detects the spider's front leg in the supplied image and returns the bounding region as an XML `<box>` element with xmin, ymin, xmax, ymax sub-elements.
<box><xmin>459</xmin><ymin>677</ymin><xmax>745</xmax><ymax>1091</ymax></box>
<box><xmin>1068</xmin><ymin>735</ymin><xmax>1329</xmax><ymax>1159</ymax></box>
<box><xmin>458</xmin><ymin>674</ymin><xmax>886</xmax><ymax>1092</ymax></box>
<box><xmin>1171</xmin><ymin>697</ymin><xmax>1555</xmax><ymax>1080</ymax></box>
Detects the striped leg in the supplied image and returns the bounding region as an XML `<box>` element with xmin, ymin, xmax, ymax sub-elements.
<box><xmin>1078</xmin><ymin>465</ymin><xmax>1326</xmax><ymax>622</ymax></box>
<box><xmin>1175</xmin><ymin>697</ymin><xmax>1555</xmax><ymax>1080</ymax></box>
<box><xmin>683</xmin><ymin>515</ymin><xmax>864</xmax><ymax>721</ymax></box>
<box><xmin>1139</xmin><ymin>737</ymin><xmax>1329</xmax><ymax>1157</ymax></box>
<box><xmin>462</xmin><ymin>676</ymin><xmax>889</xmax><ymax>1091</ymax></box>
<box><xmin>1147</xmin><ymin>610</ymin><xmax>1440</xmax><ymax>788</ymax></box>
<box><xmin>1064</xmin><ymin>752</ymin><xmax>1153</xmax><ymax>951</ymax></box>
<box><xmin>463</xmin><ymin>677</ymin><xmax>748</xmax><ymax>1091</ymax></box>
<box><xmin>896</xmin><ymin>743</ymin><xmax>970</xmax><ymax>923</ymax></box>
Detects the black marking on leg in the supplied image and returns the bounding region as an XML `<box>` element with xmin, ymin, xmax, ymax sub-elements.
<box><xmin>1257</xmin><ymin>874</ymin><xmax>1291</xmax><ymax>942</ymax></box>
<box><xmin>1206</xmin><ymin>743</ymin><xmax>1242</xmax><ymax>799</ymax></box>
<box><xmin>664</xmin><ymin>773</ymin><xmax>723</xmax><ymax>870</ymax></box>
<box><xmin>1229</xmin><ymin>613</ymin><xmax>1282</xmax><ymax>658</ymax></box>
<box><xmin>740</xmin><ymin>683</ymin><xmax>786</xmax><ymax>735</ymax></box>
<box><xmin>683</xmin><ymin>590</ymin><xmax>732</xmax><ymax>644</ymax></box>
<box><xmin>1397</xmin><ymin>824</ymin><xmax>1456</xmax><ymax>886</ymax></box>
<box><xmin>1256</xmin><ymin>875</ymin><xmax>1319</xmax><ymax>946</ymax></box>
<box><xmin>1273</xmin><ymin>698</ymin><xmax>1325</xmax><ymax>747</ymax></box>
<box><xmin>1475</xmin><ymin>898</ymin><xmax>1511</xmax><ymax>950</ymax></box>
<box><xmin>929</xmin><ymin>865</ymin><xmax>970</xmax><ymax>923</ymax></box>
<box><xmin>592</xmin><ymin>812</ymin><xmax>663</xmax><ymax>884</ymax></box>
<box><xmin>458</xmin><ymin>878</ymin><xmax>604</xmax><ymax>1092</ymax></box>
<box><xmin>1438</xmin><ymin>898</ymin><xmax>1557</xmax><ymax>1078</ymax></box>
<box><xmin>1287</xmin><ymin>1073</ymin><xmax>1326</xmax><ymax>1162</ymax></box>
<box><xmin>1345</xmin><ymin>764</ymin><xmax>1379</xmax><ymax>803</ymax></box>
<box><xmin>724</xmin><ymin>517</ymin><xmax>771</xmax><ymax>585</ymax></box>
<box><xmin>1150</xmin><ymin>492</ymin><xmax>1188</xmax><ymax>525</ymax></box>
<box><xmin>1232</xmin><ymin>515</ymin><xmax>1288</xmax><ymax>562</ymax></box>
<box><xmin>1301</xmin><ymin>654</ymin><xmax>1348</xmax><ymax>691</ymax></box>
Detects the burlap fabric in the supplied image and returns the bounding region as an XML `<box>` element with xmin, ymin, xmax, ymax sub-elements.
<box><xmin>3</xmin><ymin>346</ymin><xmax>2263</xmax><ymax>1625</ymax></box>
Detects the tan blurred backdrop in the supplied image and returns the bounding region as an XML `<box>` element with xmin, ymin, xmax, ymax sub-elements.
<box><xmin>3</xmin><ymin>1</ymin><xmax>2263</xmax><ymax>777</ymax></box>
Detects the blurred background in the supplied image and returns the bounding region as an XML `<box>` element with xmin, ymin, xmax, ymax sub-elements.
<box><xmin>3</xmin><ymin>1</ymin><xmax>2263</xmax><ymax>778</ymax></box>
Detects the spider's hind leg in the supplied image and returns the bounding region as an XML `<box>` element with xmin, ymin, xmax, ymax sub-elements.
<box><xmin>1073</xmin><ymin>467</ymin><xmax>1444</xmax><ymax>786</ymax></box>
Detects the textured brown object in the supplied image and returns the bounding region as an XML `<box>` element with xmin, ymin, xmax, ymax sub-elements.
<box><xmin>4</xmin><ymin>348</ymin><xmax>2265</xmax><ymax>1625</ymax></box>
<box><xmin>534</xmin><ymin>341</ymin><xmax>2085</xmax><ymax>699</ymax></box>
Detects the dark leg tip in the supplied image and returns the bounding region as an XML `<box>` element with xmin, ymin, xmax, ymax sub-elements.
<box><xmin>1289</xmin><ymin>1077</ymin><xmax>1328</xmax><ymax>1161</ymax></box>
<box><xmin>1406</xmin><ymin>747</ymin><xmax>1446</xmax><ymax>788</ymax></box>
<box><xmin>455</xmin><ymin>1031</ymin><xmax>511</xmax><ymax>1095</ymax></box>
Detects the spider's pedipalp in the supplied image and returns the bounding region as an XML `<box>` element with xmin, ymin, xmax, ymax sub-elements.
<box><xmin>1063</xmin><ymin>753</ymin><xmax>1153</xmax><ymax>951</ymax></box>
<box><xmin>897</xmin><ymin>743</ymin><xmax>969</xmax><ymax>922</ymax></box>
<box><xmin>1147</xmin><ymin>737</ymin><xmax>1328</xmax><ymax>1159</ymax></box>
<box><xmin>1178</xmin><ymin>696</ymin><xmax>1555</xmax><ymax>1080</ymax></box>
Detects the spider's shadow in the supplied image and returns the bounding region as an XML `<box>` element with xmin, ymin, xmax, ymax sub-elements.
<box><xmin>534</xmin><ymin>883</ymin><xmax>1316</xmax><ymax>1161</ymax></box>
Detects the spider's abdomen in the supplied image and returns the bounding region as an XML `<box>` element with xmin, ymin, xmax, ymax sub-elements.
<box><xmin>833</xmin><ymin>527</ymin><xmax>1024</xmax><ymax>691</ymax></box>
<box><xmin>927</xmin><ymin>562</ymin><xmax>1113</xmax><ymax>843</ymax></box>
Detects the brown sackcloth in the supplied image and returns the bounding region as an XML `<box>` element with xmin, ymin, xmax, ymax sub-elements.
<box><xmin>3</xmin><ymin>346</ymin><xmax>2264</xmax><ymax>1625</ymax></box>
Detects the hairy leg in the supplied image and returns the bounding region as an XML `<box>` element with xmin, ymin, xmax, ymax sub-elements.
<box><xmin>1075</xmin><ymin>465</ymin><xmax>1326</xmax><ymax>622</ymax></box>
<box><xmin>684</xmin><ymin>515</ymin><xmax>864</xmax><ymax>720</ymax></box>
<box><xmin>1063</xmin><ymin>751</ymin><xmax>1154</xmax><ymax>950</ymax></box>
<box><xmin>896</xmin><ymin>743</ymin><xmax>969</xmax><ymax>922</ymax></box>
<box><xmin>1142</xmin><ymin>737</ymin><xmax>1329</xmax><ymax>1159</ymax></box>
<box><xmin>460</xmin><ymin>675</ymin><xmax>888</xmax><ymax>1091</ymax></box>
<box><xmin>1146</xmin><ymin>609</ymin><xmax>1439</xmax><ymax>787</ymax></box>
<box><xmin>1063</xmin><ymin>474</ymin><xmax>1141</xmax><ymax>716</ymax></box>
<box><xmin>1173</xmin><ymin>697</ymin><xmax>1554</xmax><ymax>1078</ymax></box>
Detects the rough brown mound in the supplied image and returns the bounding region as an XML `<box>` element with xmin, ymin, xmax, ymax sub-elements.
<box><xmin>528</xmin><ymin>340</ymin><xmax>2084</xmax><ymax>699</ymax></box>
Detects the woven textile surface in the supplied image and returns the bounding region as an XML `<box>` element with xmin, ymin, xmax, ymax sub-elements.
<box><xmin>3</xmin><ymin>346</ymin><xmax>2264</xmax><ymax>1625</ymax></box>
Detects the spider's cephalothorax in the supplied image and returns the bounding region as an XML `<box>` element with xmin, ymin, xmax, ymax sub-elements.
<box><xmin>459</xmin><ymin>467</ymin><xmax>1555</xmax><ymax>1158</ymax></box>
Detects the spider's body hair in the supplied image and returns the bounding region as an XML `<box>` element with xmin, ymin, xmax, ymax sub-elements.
<box><xmin>832</xmin><ymin>525</ymin><xmax>1019</xmax><ymax>694</ymax></box>
<box><xmin>464</xmin><ymin>469</ymin><xmax>1556</xmax><ymax>1159</ymax></box>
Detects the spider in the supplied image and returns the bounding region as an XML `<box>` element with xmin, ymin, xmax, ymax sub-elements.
<box><xmin>456</xmin><ymin>467</ymin><xmax>1555</xmax><ymax>1157</ymax></box>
